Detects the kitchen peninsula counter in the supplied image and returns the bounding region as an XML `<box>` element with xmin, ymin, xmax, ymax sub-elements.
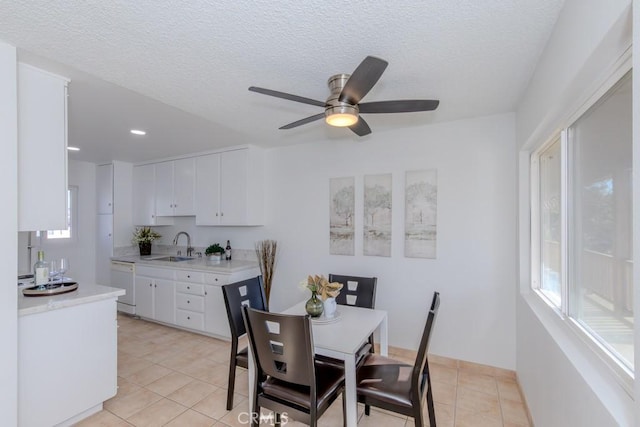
<box><xmin>18</xmin><ymin>282</ymin><xmax>125</xmax><ymax>316</ymax></box>
<box><xmin>18</xmin><ymin>283</ymin><xmax>123</xmax><ymax>426</ymax></box>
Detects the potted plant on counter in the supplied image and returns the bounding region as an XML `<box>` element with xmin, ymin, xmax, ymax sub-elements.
<box><xmin>132</xmin><ymin>227</ymin><xmax>162</xmax><ymax>256</ymax></box>
<box><xmin>205</xmin><ymin>243</ymin><xmax>224</xmax><ymax>261</ymax></box>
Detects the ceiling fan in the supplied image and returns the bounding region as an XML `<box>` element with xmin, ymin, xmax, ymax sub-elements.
<box><xmin>248</xmin><ymin>56</ymin><xmax>440</xmax><ymax>137</ymax></box>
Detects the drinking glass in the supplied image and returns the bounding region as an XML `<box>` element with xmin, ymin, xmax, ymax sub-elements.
<box><xmin>59</xmin><ymin>258</ymin><xmax>69</xmax><ymax>282</ymax></box>
<box><xmin>49</xmin><ymin>259</ymin><xmax>60</xmax><ymax>283</ymax></box>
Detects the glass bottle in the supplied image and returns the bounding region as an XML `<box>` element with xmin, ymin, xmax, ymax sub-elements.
<box><xmin>225</xmin><ymin>240</ymin><xmax>232</xmax><ymax>261</ymax></box>
<box><xmin>33</xmin><ymin>250</ymin><xmax>49</xmax><ymax>288</ymax></box>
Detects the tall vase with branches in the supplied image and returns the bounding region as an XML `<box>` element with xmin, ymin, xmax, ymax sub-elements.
<box><xmin>255</xmin><ymin>240</ymin><xmax>278</xmax><ymax>304</ymax></box>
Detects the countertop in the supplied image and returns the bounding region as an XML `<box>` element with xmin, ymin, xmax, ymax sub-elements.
<box><xmin>111</xmin><ymin>254</ymin><xmax>259</xmax><ymax>273</ymax></box>
<box><xmin>18</xmin><ymin>283</ymin><xmax>125</xmax><ymax>317</ymax></box>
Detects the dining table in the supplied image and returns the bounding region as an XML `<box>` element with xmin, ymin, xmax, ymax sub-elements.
<box><xmin>247</xmin><ymin>300</ymin><xmax>389</xmax><ymax>427</ymax></box>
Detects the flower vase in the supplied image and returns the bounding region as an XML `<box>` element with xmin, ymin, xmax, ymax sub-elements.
<box><xmin>305</xmin><ymin>291</ymin><xmax>324</xmax><ymax>318</ymax></box>
<box><xmin>323</xmin><ymin>297</ymin><xmax>337</xmax><ymax>319</ymax></box>
<box><xmin>139</xmin><ymin>242</ymin><xmax>152</xmax><ymax>256</ymax></box>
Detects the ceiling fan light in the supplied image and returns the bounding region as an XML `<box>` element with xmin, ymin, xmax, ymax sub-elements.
<box><xmin>325</xmin><ymin>103</ymin><xmax>359</xmax><ymax>127</ymax></box>
<box><xmin>326</xmin><ymin>113</ymin><xmax>358</xmax><ymax>127</ymax></box>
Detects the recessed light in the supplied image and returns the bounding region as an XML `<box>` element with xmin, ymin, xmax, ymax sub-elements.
<box><xmin>67</xmin><ymin>146</ymin><xmax>80</xmax><ymax>151</ymax></box>
<box><xmin>130</xmin><ymin>129</ymin><xmax>146</xmax><ymax>136</ymax></box>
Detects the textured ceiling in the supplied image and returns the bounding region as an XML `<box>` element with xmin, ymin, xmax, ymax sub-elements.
<box><xmin>0</xmin><ymin>0</ymin><xmax>565</xmax><ymax>163</ymax></box>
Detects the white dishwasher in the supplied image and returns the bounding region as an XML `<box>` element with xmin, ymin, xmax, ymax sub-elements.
<box><xmin>110</xmin><ymin>261</ymin><xmax>136</xmax><ymax>314</ymax></box>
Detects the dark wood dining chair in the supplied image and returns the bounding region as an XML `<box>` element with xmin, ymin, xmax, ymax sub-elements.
<box><xmin>221</xmin><ymin>276</ymin><xmax>268</xmax><ymax>410</ymax></box>
<box><xmin>242</xmin><ymin>306</ymin><xmax>346</xmax><ymax>427</ymax></box>
<box><xmin>329</xmin><ymin>274</ymin><xmax>377</xmax><ymax>355</ymax></box>
<box><xmin>356</xmin><ymin>291</ymin><xmax>440</xmax><ymax>427</ymax></box>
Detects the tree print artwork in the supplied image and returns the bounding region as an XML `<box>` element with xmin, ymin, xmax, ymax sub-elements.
<box><xmin>330</xmin><ymin>177</ymin><xmax>355</xmax><ymax>255</ymax></box>
<box><xmin>405</xmin><ymin>170</ymin><xmax>437</xmax><ymax>258</ymax></box>
<box><xmin>364</xmin><ymin>174</ymin><xmax>392</xmax><ymax>257</ymax></box>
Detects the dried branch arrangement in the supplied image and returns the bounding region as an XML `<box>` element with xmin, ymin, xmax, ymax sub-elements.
<box><xmin>255</xmin><ymin>239</ymin><xmax>278</xmax><ymax>304</ymax></box>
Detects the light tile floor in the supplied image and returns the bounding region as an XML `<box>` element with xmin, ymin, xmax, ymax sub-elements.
<box><xmin>75</xmin><ymin>314</ymin><xmax>531</xmax><ymax>426</ymax></box>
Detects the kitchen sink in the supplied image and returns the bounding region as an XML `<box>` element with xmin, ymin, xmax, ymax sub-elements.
<box><xmin>149</xmin><ymin>256</ymin><xmax>194</xmax><ymax>262</ymax></box>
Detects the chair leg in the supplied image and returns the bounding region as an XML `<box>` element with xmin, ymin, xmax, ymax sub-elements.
<box><xmin>226</xmin><ymin>358</ymin><xmax>237</xmax><ymax>410</ymax></box>
<box><xmin>364</xmin><ymin>404</ymin><xmax>371</xmax><ymax>416</ymax></box>
<box><xmin>426</xmin><ymin>377</ymin><xmax>436</xmax><ymax>427</ymax></box>
<box><xmin>414</xmin><ymin>404</ymin><xmax>425</xmax><ymax>427</ymax></box>
<box><xmin>369</xmin><ymin>334</ymin><xmax>375</xmax><ymax>353</ymax></box>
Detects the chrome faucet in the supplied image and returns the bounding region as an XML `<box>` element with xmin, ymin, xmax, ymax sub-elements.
<box><xmin>173</xmin><ymin>231</ymin><xmax>194</xmax><ymax>257</ymax></box>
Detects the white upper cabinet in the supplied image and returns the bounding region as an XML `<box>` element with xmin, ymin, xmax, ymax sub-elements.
<box><xmin>18</xmin><ymin>64</ymin><xmax>69</xmax><ymax>232</ymax></box>
<box><xmin>195</xmin><ymin>153</ymin><xmax>221</xmax><ymax>224</ymax></box>
<box><xmin>96</xmin><ymin>164</ymin><xmax>113</xmax><ymax>214</ymax></box>
<box><xmin>195</xmin><ymin>147</ymin><xmax>264</xmax><ymax>226</ymax></box>
<box><xmin>133</xmin><ymin>164</ymin><xmax>156</xmax><ymax>226</ymax></box>
<box><xmin>132</xmin><ymin>163</ymin><xmax>173</xmax><ymax>226</ymax></box>
<box><xmin>155</xmin><ymin>158</ymin><xmax>195</xmax><ymax>217</ymax></box>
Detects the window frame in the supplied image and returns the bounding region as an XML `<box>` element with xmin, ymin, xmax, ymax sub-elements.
<box><xmin>529</xmin><ymin>56</ymin><xmax>634</xmax><ymax>393</ymax></box>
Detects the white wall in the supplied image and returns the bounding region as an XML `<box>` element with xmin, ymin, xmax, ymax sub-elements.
<box><xmin>515</xmin><ymin>0</ymin><xmax>634</xmax><ymax>425</ymax></box>
<box><xmin>151</xmin><ymin>113</ymin><xmax>517</xmax><ymax>369</ymax></box>
<box><xmin>18</xmin><ymin>160</ymin><xmax>97</xmax><ymax>284</ymax></box>
<box><xmin>0</xmin><ymin>40</ymin><xmax>18</xmax><ymax>426</ymax></box>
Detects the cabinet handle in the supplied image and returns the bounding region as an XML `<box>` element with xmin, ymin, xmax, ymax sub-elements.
<box><xmin>187</xmin><ymin>285</ymin><xmax>190</xmax><ymax>289</ymax></box>
<box><xmin>216</xmin><ymin>212</ymin><xmax>218</xmax><ymax>217</ymax></box>
<box><xmin>149</xmin><ymin>283</ymin><xmax>152</xmax><ymax>287</ymax></box>
<box><xmin>108</xmin><ymin>203</ymin><xmax>111</xmax><ymax>206</ymax></box>
<box><xmin>187</xmin><ymin>316</ymin><xmax>191</xmax><ymax>320</ymax></box>
<box><xmin>187</xmin><ymin>300</ymin><xmax>190</xmax><ymax>304</ymax></box>
<box><xmin>214</xmin><ymin>278</ymin><xmax>218</xmax><ymax>282</ymax></box>
<box><xmin>205</xmin><ymin>291</ymin><xmax>207</xmax><ymax>295</ymax></box>
<box><xmin>221</xmin><ymin>212</ymin><xmax>224</xmax><ymax>216</ymax></box>
<box><xmin>154</xmin><ymin>284</ymin><xmax>157</xmax><ymax>288</ymax></box>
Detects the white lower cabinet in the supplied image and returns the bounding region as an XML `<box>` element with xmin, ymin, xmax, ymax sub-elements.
<box><xmin>19</xmin><ymin>298</ymin><xmax>117</xmax><ymax>426</ymax></box>
<box><xmin>204</xmin><ymin>284</ymin><xmax>230</xmax><ymax>338</ymax></box>
<box><xmin>175</xmin><ymin>280</ymin><xmax>206</xmax><ymax>330</ymax></box>
<box><xmin>134</xmin><ymin>266</ymin><xmax>176</xmax><ymax>324</ymax></box>
<box><xmin>136</xmin><ymin>264</ymin><xmax>259</xmax><ymax>339</ymax></box>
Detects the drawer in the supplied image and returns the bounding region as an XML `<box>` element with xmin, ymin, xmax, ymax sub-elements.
<box><xmin>176</xmin><ymin>293</ymin><xmax>204</xmax><ymax>312</ymax></box>
<box><xmin>135</xmin><ymin>266</ymin><xmax>175</xmax><ymax>279</ymax></box>
<box><xmin>175</xmin><ymin>270</ymin><xmax>204</xmax><ymax>283</ymax></box>
<box><xmin>175</xmin><ymin>282</ymin><xmax>205</xmax><ymax>296</ymax></box>
<box><xmin>176</xmin><ymin>309</ymin><xmax>204</xmax><ymax>331</ymax></box>
<box><xmin>204</xmin><ymin>273</ymin><xmax>228</xmax><ymax>285</ymax></box>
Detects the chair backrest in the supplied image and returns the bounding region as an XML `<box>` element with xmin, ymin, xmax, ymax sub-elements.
<box><xmin>222</xmin><ymin>276</ymin><xmax>268</xmax><ymax>340</ymax></box>
<box><xmin>328</xmin><ymin>274</ymin><xmax>377</xmax><ymax>309</ymax></box>
<box><xmin>413</xmin><ymin>292</ymin><xmax>440</xmax><ymax>394</ymax></box>
<box><xmin>242</xmin><ymin>306</ymin><xmax>316</xmax><ymax>387</ymax></box>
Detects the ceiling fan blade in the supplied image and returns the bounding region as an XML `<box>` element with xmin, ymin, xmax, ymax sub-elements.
<box><xmin>359</xmin><ymin>99</ymin><xmax>440</xmax><ymax>113</ymax></box>
<box><xmin>279</xmin><ymin>113</ymin><xmax>326</xmax><ymax>129</ymax></box>
<box><xmin>349</xmin><ymin>117</ymin><xmax>372</xmax><ymax>137</ymax></box>
<box><xmin>249</xmin><ymin>86</ymin><xmax>325</xmax><ymax>107</ymax></box>
<box><xmin>339</xmin><ymin>56</ymin><xmax>388</xmax><ymax>105</ymax></box>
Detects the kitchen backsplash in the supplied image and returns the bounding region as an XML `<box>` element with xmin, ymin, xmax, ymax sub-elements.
<box><xmin>113</xmin><ymin>245</ymin><xmax>258</xmax><ymax>261</ymax></box>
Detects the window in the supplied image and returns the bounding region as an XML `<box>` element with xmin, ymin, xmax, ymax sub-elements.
<box><xmin>46</xmin><ymin>186</ymin><xmax>77</xmax><ymax>240</ymax></box>
<box><xmin>531</xmin><ymin>70</ymin><xmax>633</xmax><ymax>374</ymax></box>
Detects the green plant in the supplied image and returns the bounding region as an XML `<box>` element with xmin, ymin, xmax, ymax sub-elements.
<box><xmin>205</xmin><ymin>243</ymin><xmax>224</xmax><ymax>255</ymax></box>
<box><xmin>131</xmin><ymin>227</ymin><xmax>161</xmax><ymax>244</ymax></box>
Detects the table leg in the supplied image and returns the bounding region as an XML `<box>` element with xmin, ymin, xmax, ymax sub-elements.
<box><xmin>344</xmin><ymin>354</ymin><xmax>357</xmax><ymax>427</ymax></box>
<box><xmin>379</xmin><ymin>315</ymin><xmax>388</xmax><ymax>356</ymax></box>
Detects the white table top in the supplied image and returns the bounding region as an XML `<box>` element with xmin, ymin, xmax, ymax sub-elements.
<box><xmin>281</xmin><ymin>301</ymin><xmax>387</xmax><ymax>355</ymax></box>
